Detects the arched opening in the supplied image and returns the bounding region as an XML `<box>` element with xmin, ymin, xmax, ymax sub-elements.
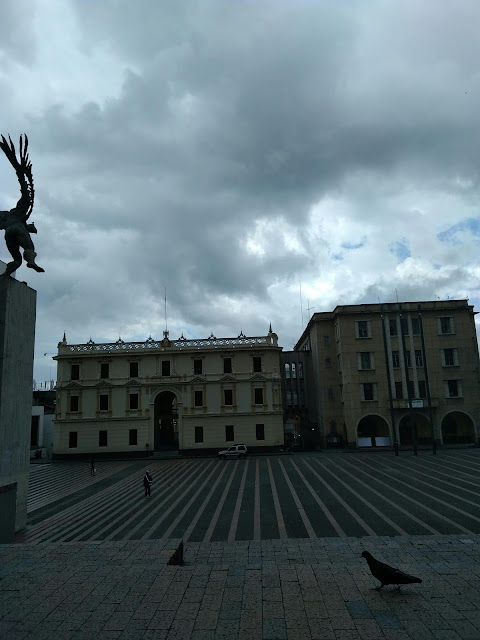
<box><xmin>154</xmin><ymin>391</ymin><xmax>178</xmax><ymax>451</ymax></box>
<box><xmin>398</xmin><ymin>413</ymin><xmax>432</xmax><ymax>446</ymax></box>
<box><xmin>357</xmin><ymin>415</ymin><xmax>391</xmax><ymax>447</ymax></box>
<box><xmin>441</xmin><ymin>411</ymin><xmax>475</xmax><ymax>445</ymax></box>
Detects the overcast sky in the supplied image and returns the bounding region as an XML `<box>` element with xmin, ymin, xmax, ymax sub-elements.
<box><xmin>1</xmin><ymin>0</ymin><xmax>480</xmax><ymax>387</ymax></box>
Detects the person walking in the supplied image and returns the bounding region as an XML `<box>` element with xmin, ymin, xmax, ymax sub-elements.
<box><xmin>90</xmin><ymin>458</ymin><xmax>96</xmax><ymax>476</ymax></box>
<box><xmin>143</xmin><ymin>470</ymin><xmax>152</xmax><ymax>498</ymax></box>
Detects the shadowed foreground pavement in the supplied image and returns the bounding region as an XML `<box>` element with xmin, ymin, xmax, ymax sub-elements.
<box><xmin>2</xmin><ymin>534</ymin><xmax>480</xmax><ymax>639</ymax></box>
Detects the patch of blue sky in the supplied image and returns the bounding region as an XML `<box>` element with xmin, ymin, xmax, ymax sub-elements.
<box><xmin>437</xmin><ymin>217</ymin><xmax>480</xmax><ymax>245</ymax></box>
<box><xmin>340</xmin><ymin>238</ymin><xmax>366</xmax><ymax>250</ymax></box>
<box><xmin>331</xmin><ymin>253</ymin><xmax>344</xmax><ymax>262</ymax></box>
<box><xmin>389</xmin><ymin>240</ymin><xmax>411</xmax><ymax>261</ymax></box>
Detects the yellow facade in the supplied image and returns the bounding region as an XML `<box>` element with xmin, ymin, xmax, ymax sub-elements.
<box><xmin>53</xmin><ymin>329</ymin><xmax>284</xmax><ymax>457</ymax></box>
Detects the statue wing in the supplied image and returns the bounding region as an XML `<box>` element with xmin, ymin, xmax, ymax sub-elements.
<box><xmin>0</xmin><ymin>134</ymin><xmax>35</xmax><ymax>220</ymax></box>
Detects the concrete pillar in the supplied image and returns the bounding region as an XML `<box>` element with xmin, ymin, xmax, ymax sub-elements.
<box><xmin>0</xmin><ymin>275</ymin><xmax>36</xmax><ymax>541</ymax></box>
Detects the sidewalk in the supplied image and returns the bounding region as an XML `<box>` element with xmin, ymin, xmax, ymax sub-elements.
<box><xmin>1</xmin><ymin>535</ymin><xmax>480</xmax><ymax>639</ymax></box>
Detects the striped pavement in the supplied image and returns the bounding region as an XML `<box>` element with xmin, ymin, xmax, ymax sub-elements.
<box><xmin>20</xmin><ymin>450</ymin><xmax>480</xmax><ymax>544</ymax></box>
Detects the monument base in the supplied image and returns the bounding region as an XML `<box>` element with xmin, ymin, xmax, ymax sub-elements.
<box><xmin>0</xmin><ymin>275</ymin><xmax>36</xmax><ymax>541</ymax></box>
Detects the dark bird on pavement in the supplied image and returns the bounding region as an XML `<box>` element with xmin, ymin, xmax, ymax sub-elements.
<box><xmin>361</xmin><ymin>551</ymin><xmax>422</xmax><ymax>590</ymax></box>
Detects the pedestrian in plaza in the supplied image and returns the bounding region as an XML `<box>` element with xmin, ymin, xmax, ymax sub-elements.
<box><xmin>143</xmin><ymin>470</ymin><xmax>152</xmax><ymax>497</ymax></box>
<box><xmin>90</xmin><ymin>458</ymin><xmax>96</xmax><ymax>476</ymax></box>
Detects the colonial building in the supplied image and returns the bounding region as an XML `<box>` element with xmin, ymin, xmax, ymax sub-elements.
<box><xmin>53</xmin><ymin>327</ymin><xmax>284</xmax><ymax>457</ymax></box>
<box><xmin>294</xmin><ymin>300</ymin><xmax>480</xmax><ymax>448</ymax></box>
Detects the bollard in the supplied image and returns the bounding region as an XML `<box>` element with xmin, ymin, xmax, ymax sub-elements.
<box><xmin>394</xmin><ymin>440</ymin><xmax>399</xmax><ymax>456</ymax></box>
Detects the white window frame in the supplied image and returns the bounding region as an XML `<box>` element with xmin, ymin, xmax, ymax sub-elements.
<box><xmin>391</xmin><ymin>351</ymin><xmax>400</xmax><ymax>368</ymax></box>
<box><xmin>357</xmin><ymin>352</ymin><xmax>374</xmax><ymax>370</ymax></box>
<box><xmin>441</xmin><ymin>348</ymin><xmax>459</xmax><ymax>367</ymax></box>
<box><xmin>438</xmin><ymin>316</ymin><xmax>455</xmax><ymax>335</ymax></box>
<box><xmin>355</xmin><ymin>320</ymin><xmax>371</xmax><ymax>339</ymax></box>
<box><xmin>445</xmin><ymin>379</ymin><xmax>462</xmax><ymax>398</ymax></box>
<box><xmin>360</xmin><ymin>382</ymin><xmax>377</xmax><ymax>401</ymax></box>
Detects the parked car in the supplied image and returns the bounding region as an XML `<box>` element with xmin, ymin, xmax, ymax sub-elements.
<box><xmin>218</xmin><ymin>444</ymin><xmax>248</xmax><ymax>459</ymax></box>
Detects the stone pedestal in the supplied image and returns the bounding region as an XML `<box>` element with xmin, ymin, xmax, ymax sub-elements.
<box><xmin>0</xmin><ymin>276</ymin><xmax>36</xmax><ymax>541</ymax></box>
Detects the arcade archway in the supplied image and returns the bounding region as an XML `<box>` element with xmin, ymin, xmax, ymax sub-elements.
<box><xmin>441</xmin><ymin>412</ymin><xmax>475</xmax><ymax>445</ymax></box>
<box><xmin>154</xmin><ymin>391</ymin><xmax>179</xmax><ymax>450</ymax></box>
<box><xmin>398</xmin><ymin>413</ymin><xmax>432</xmax><ymax>446</ymax></box>
<box><xmin>357</xmin><ymin>415</ymin><xmax>391</xmax><ymax>447</ymax></box>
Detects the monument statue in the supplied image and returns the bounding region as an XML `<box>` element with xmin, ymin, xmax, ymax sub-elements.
<box><xmin>0</xmin><ymin>134</ymin><xmax>44</xmax><ymax>276</ymax></box>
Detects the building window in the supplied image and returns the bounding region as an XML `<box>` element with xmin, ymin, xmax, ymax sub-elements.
<box><xmin>407</xmin><ymin>380</ymin><xmax>414</xmax><ymax>398</ymax></box>
<box><xmin>439</xmin><ymin>316</ymin><xmax>455</xmax><ymax>335</ymax></box>
<box><xmin>293</xmin><ymin>391</ymin><xmax>298</xmax><ymax>405</ymax></box>
<box><xmin>395</xmin><ymin>381</ymin><xmax>403</xmax><ymax>399</ymax></box>
<box><xmin>446</xmin><ymin>379</ymin><xmax>461</xmax><ymax>398</ymax></box>
<box><xmin>223</xmin><ymin>358</ymin><xmax>232</xmax><ymax>374</ymax></box>
<box><xmin>71</xmin><ymin>364</ymin><xmax>80</xmax><ymax>380</ymax></box>
<box><xmin>286</xmin><ymin>391</ymin><xmax>292</xmax><ymax>406</ymax></box>
<box><xmin>194</xmin><ymin>359</ymin><xmax>203</xmax><ymax>375</ymax></box>
<box><xmin>161</xmin><ymin>360</ymin><xmax>171</xmax><ymax>376</ymax></box>
<box><xmin>392</xmin><ymin>351</ymin><xmax>400</xmax><ymax>368</ymax></box>
<box><xmin>418</xmin><ymin>380</ymin><xmax>427</xmax><ymax>398</ymax></box>
<box><xmin>99</xmin><ymin>395</ymin><xmax>109</xmax><ymax>411</ymax></box>
<box><xmin>129</xmin><ymin>362</ymin><xmax>139</xmax><ymax>378</ymax></box>
<box><xmin>31</xmin><ymin>416</ymin><xmax>39</xmax><ymax>447</ymax></box>
<box><xmin>355</xmin><ymin>320</ymin><xmax>371</xmax><ymax>338</ymax></box>
<box><xmin>327</xmin><ymin>388</ymin><xmax>334</xmax><ymax>400</ymax></box>
<box><xmin>411</xmin><ymin>317</ymin><xmax>421</xmax><ymax>335</ymax></box>
<box><xmin>224</xmin><ymin>389</ymin><xmax>233</xmax><ymax>406</ymax></box>
<box><xmin>129</xmin><ymin>429</ymin><xmax>137</xmax><ymax>445</ymax></box>
<box><xmin>284</xmin><ymin>363</ymin><xmax>291</xmax><ymax>378</ymax></box>
<box><xmin>442</xmin><ymin>348</ymin><xmax>459</xmax><ymax>366</ymax></box>
<box><xmin>195</xmin><ymin>426</ymin><xmax>203</xmax><ymax>443</ymax></box>
<box><xmin>100</xmin><ymin>363</ymin><xmax>109</xmax><ymax>379</ymax></box>
<box><xmin>401</xmin><ymin>318</ymin><xmax>409</xmax><ymax>335</ymax></box>
<box><xmin>389</xmin><ymin>319</ymin><xmax>397</xmax><ymax>336</ymax></box>
<box><xmin>225</xmin><ymin>425</ymin><xmax>234</xmax><ymax>441</ymax></box>
<box><xmin>324</xmin><ymin>335</ymin><xmax>330</xmax><ymax>346</ymax></box>
<box><xmin>194</xmin><ymin>390</ymin><xmax>203</xmax><ymax>407</ymax></box>
<box><xmin>256</xmin><ymin>424</ymin><xmax>265</xmax><ymax>440</ymax></box>
<box><xmin>69</xmin><ymin>431</ymin><xmax>78</xmax><ymax>448</ymax></box>
<box><xmin>70</xmin><ymin>395</ymin><xmax>79</xmax><ymax>412</ymax></box>
<box><xmin>99</xmin><ymin>430</ymin><xmax>108</xmax><ymax>447</ymax></box>
<box><xmin>415</xmin><ymin>350</ymin><xmax>423</xmax><ymax>367</ymax></box>
<box><xmin>291</xmin><ymin>363</ymin><xmax>296</xmax><ymax>379</ymax></box>
<box><xmin>253</xmin><ymin>356</ymin><xmax>262</xmax><ymax>373</ymax></box>
<box><xmin>129</xmin><ymin>393</ymin><xmax>139</xmax><ymax>410</ymax></box>
<box><xmin>361</xmin><ymin>382</ymin><xmax>376</xmax><ymax>401</ymax></box>
<box><xmin>254</xmin><ymin>388</ymin><xmax>264</xmax><ymax>404</ymax></box>
<box><xmin>358</xmin><ymin>352</ymin><xmax>374</xmax><ymax>370</ymax></box>
<box><xmin>298</xmin><ymin>362</ymin><xmax>303</xmax><ymax>379</ymax></box>
<box><xmin>325</xmin><ymin>357</ymin><xmax>331</xmax><ymax>368</ymax></box>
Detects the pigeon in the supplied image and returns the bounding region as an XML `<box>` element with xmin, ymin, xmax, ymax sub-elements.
<box><xmin>361</xmin><ymin>551</ymin><xmax>422</xmax><ymax>590</ymax></box>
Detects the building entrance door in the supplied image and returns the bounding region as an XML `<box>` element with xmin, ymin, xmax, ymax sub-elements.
<box><xmin>154</xmin><ymin>391</ymin><xmax>178</xmax><ymax>451</ymax></box>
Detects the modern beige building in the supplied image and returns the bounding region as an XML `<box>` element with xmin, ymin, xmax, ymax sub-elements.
<box><xmin>295</xmin><ymin>300</ymin><xmax>480</xmax><ymax>448</ymax></box>
<box><xmin>53</xmin><ymin>327</ymin><xmax>284</xmax><ymax>457</ymax></box>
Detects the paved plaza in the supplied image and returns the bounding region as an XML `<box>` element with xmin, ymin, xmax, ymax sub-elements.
<box><xmin>2</xmin><ymin>450</ymin><xmax>480</xmax><ymax>639</ymax></box>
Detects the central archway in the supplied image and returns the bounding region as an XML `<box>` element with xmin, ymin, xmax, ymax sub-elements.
<box><xmin>399</xmin><ymin>413</ymin><xmax>432</xmax><ymax>446</ymax></box>
<box><xmin>357</xmin><ymin>415</ymin><xmax>391</xmax><ymax>447</ymax></box>
<box><xmin>154</xmin><ymin>391</ymin><xmax>178</xmax><ymax>451</ymax></box>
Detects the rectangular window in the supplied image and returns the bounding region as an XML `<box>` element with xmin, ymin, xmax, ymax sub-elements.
<box><xmin>194</xmin><ymin>359</ymin><xmax>203</xmax><ymax>375</ymax></box>
<box><xmin>161</xmin><ymin>360</ymin><xmax>171</xmax><ymax>376</ymax></box>
<box><xmin>69</xmin><ymin>395</ymin><xmax>79</xmax><ymax>412</ymax></box>
<box><xmin>284</xmin><ymin>362</ymin><xmax>291</xmax><ymax>378</ymax></box>
<box><xmin>442</xmin><ymin>348</ymin><xmax>459</xmax><ymax>366</ymax></box>
<box><xmin>415</xmin><ymin>350</ymin><xmax>423</xmax><ymax>367</ymax></box>
<box><xmin>401</xmin><ymin>318</ymin><xmax>409</xmax><ymax>335</ymax></box>
<box><xmin>129</xmin><ymin>393</ymin><xmax>139</xmax><ymax>410</ymax></box>
<box><xmin>447</xmin><ymin>379</ymin><xmax>461</xmax><ymax>398</ymax></box>
<box><xmin>327</xmin><ymin>388</ymin><xmax>334</xmax><ymax>400</ymax></box>
<box><xmin>71</xmin><ymin>364</ymin><xmax>80</xmax><ymax>380</ymax></box>
<box><xmin>225</xmin><ymin>425</ymin><xmax>234</xmax><ymax>441</ymax></box>
<box><xmin>129</xmin><ymin>429</ymin><xmax>137</xmax><ymax>445</ymax></box>
<box><xmin>253</xmin><ymin>356</ymin><xmax>262</xmax><ymax>372</ymax></box>
<box><xmin>298</xmin><ymin>362</ymin><xmax>303</xmax><ymax>379</ymax></box>
<box><xmin>223</xmin><ymin>358</ymin><xmax>232</xmax><ymax>374</ymax></box>
<box><xmin>389</xmin><ymin>319</ymin><xmax>397</xmax><ymax>336</ymax></box>
<box><xmin>224</xmin><ymin>389</ymin><xmax>233</xmax><ymax>406</ymax></box>
<box><xmin>356</xmin><ymin>320</ymin><xmax>370</xmax><ymax>338</ymax></box>
<box><xmin>195</xmin><ymin>426</ymin><xmax>203</xmax><ymax>443</ymax></box>
<box><xmin>100</xmin><ymin>363</ymin><xmax>109</xmax><ymax>379</ymax></box>
<box><xmin>407</xmin><ymin>380</ymin><xmax>414</xmax><ymax>398</ymax></box>
<box><xmin>99</xmin><ymin>430</ymin><xmax>108</xmax><ymax>447</ymax></box>
<box><xmin>439</xmin><ymin>316</ymin><xmax>454</xmax><ymax>335</ymax></box>
<box><xmin>256</xmin><ymin>424</ymin><xmax>265</xmax><ymax>440</ymax></box>
<box><xmin>418</xmin><ymin>380</ymin><xmax>427</xmax><ymax>398</ymax></box>
<box><xmin>358</xmin><ymin>352</ymin><xmax>373</xmax><ymax>370</ymax></box>
<box><xmin>194</xmin><ymin>390</ymin><xmax>203</xmax><ymax>407</ymax></box>
<box><xmin>291</xmin><ymin>363</ymin><xmax>297</xmax><ymax>379</ymax></box>
<box><xmin>99</xmin><ymin>394</ymin><xmax>109</xmax><ymax>411</ymax></box>
<box><xmin>324</xmin><ymin>335</ymin><xmax>330</xmax><ymax>346</ymax></box>
<box><xmin>69</xmin><ymin>431</ymin><xmax>78</xmax><ymax>448</ymax></box>
<box><xmin>254</xmin><ymin>388</ymin><xmax>264</xmax><ymax>405</ymax></box>
<box><xmin>411</xmin><ymin>317</ymin><xmax>421</xmax><ymax>335</ymax></box>
<box><xmin>129</xmin><ymin>362</ymin><xmax>139</xmax><ymax>378</ymax></box>
<box><xmin>395</xmin><ymin>381</ymin><xmax>403</xmax><ymax>399</ymax></box>
<box><xmin>31</xmin><ymin>416</ymin><xmax>39</xmax><ymax>447</ymax></box>
<box><xmin>361</xmin><ymin>382</ymin><xmax>376</xmax><ymax>401</ymax></box>
<box><xmin>392</xmin><ymin>351</ymin><xmax>400</xmax><ymax>368</ymax></box>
